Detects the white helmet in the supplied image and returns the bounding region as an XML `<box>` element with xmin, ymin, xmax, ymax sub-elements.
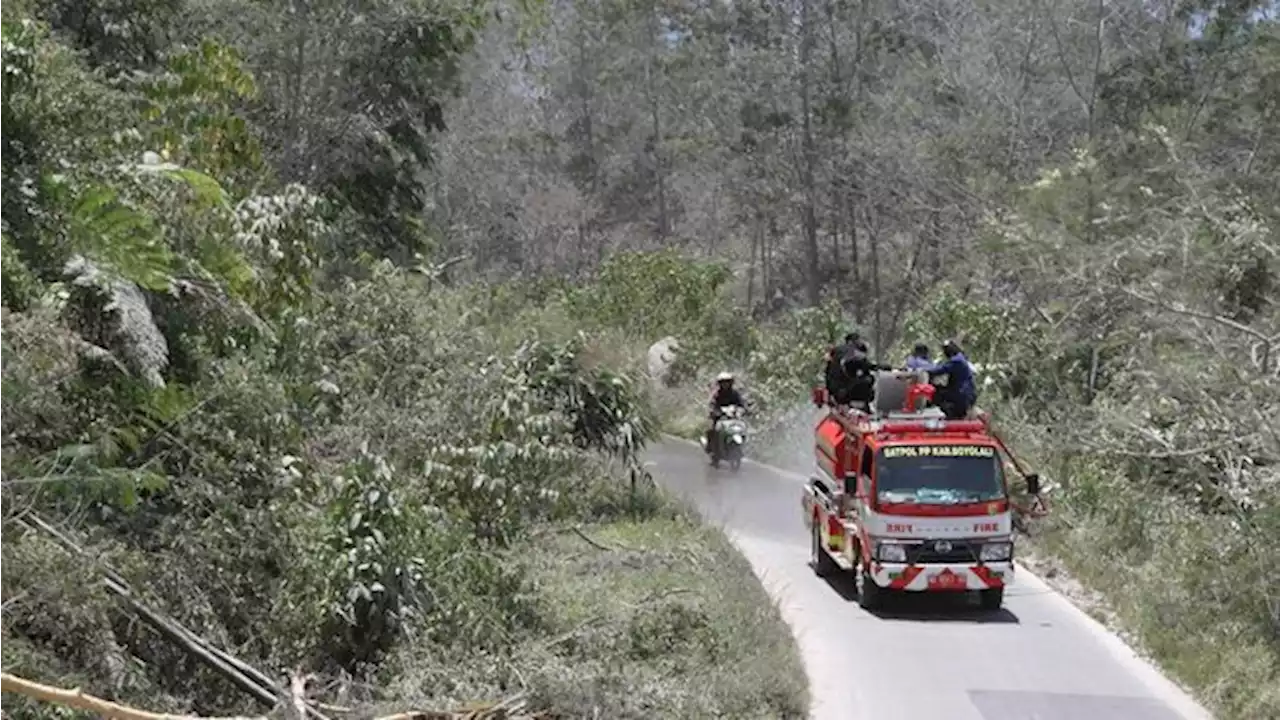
<box><xmin>716</xmin><ymin>371</ymin><xmax>734</xmax><ymax>382</ymax></box>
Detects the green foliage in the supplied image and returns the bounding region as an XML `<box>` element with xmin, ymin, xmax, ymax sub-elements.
<box><xmin>64</xmin><ymin>183</ymin><xmax>175</xmax><ymax>291</ymax></box>
<box><xmin>565</xmin><ymin>249</ymin><xmax>746</xmax><ymax>351</ymax></box>
<box><xmin>743</xmin><ymin>301</ymin><xmax>844</xmax><ymax>411</ymax></box>
<box><xmin>33</xmin><ymin>0</ymin><xmax>183</xmax><ymax>72</ymax></box>
<box><xmin>309</xmin><ymin>449</ymin><xmax>442</xmax><ymax>667</ymax></box>
<box><xmin>1</xmin><ymin>305</ymin><xmax>83</xmax><ymax>454</ymax></box>
<box><xmin>2</xmin><ymin>1</ymin><xmax>804</xmax><ymax>715</ymax></box>
<box><xmin>142</xmin><ymin>39</ymin><xmax>264</xmax><ymax>189</ymax></box>
<box><xmin>900</xmin><ymin>283</ymin><xmax>1023</xmax><ymax>361</ymax></box>
<box><xmin>1</xmin><ymin>234</ymin><xmax>42</xmax><ymax>310</ymax></box>
<box><xmin>1</xmin><ymin>19</ymin><xmax>43</xmax><ymax>184</ymax></box>
<box><xmin>1</xmin><ymin>18</ymin><xmax>39</xmax><ymax>85</ymax></box>
<box><xmin>229</xmin><ymin>184</ymin><xmax>324</xmax><ymax>318</ymax></box>
<box><xmin>292</xmin><ymin>441</ymin><xmax>543</xmax><ymax>668</ymax></box>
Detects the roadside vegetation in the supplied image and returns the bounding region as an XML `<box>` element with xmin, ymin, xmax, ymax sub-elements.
<box><xmin>0</xmin><ymin>5</ymin><xmax>805</xmax><ymax>718</ymax></box>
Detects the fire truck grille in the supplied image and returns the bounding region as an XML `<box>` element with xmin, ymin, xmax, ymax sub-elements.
<box><xmin>907</xmin><ymin>539</ymin><xmax>978</xmax><ymax>564</ymax></box>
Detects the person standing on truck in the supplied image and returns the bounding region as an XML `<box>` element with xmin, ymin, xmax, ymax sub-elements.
<box><xmin>705</xmin><ymin>371</ymin><xmax>746</xmax><ymax>457</ymax></box>
<box><xmin>844</xmin><ymin>345</ymin><xmax>895</xmax><ymax>410</ymax></box>
<box><xmin>841</xmin><ymin>345</ymin><xmax>877</xmax><ymax>410</ymax></box>
<box><xmin>824</xmin><ymin>332</ymin><xmax>864</xmax><ymax>404</ymax></box>
<box><xmin>924</xmin><ymin>340</ymin><xmax>977</xmax><ymax>419</ymax></box>
<box><xmin>904</xmin><ymin>343</ymin><xmax>933</xmax><ymax>371</ymax></box>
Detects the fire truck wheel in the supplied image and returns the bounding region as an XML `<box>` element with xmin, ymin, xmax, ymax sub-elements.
<box><xmin>858</xmin><ymin>569</ymin><xmax>884</xmax><ymax>611</ymax></box>
<box><xmin>810</xmin><ymin>524</ymin><xmax>836</xmax><ymax>577</ymax></box>
<box><xmin>979</xmin><ymin>587</ymin><xmax>1004</xmax><ymax>611</ymax></box>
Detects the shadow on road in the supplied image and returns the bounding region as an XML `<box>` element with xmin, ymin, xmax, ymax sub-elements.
<box><xmin>817</xmin><ymin>565</ymin><xmax>1022</xmax><ymax>624</ymax></box>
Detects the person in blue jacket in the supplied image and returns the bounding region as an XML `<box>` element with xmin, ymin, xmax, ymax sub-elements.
<box><xmin>904</xmin><ymin>343</ymin><xmax>933</xmax><ymax>371</ymax></box>
<box><xmin>925</xmin><ymin>340</ymin><xmax>976</xmax><ymax>419</ymax></box>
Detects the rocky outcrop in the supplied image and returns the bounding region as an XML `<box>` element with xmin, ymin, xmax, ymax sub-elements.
<box><xmin>647</xmin><ymin>336</ymin><xmax>681</xmax><ymax>387</ymax></box>
<box><xmin>63</xmin><ymin>255</ymin><xmax>169</xmax><ymax>388</ymax></box>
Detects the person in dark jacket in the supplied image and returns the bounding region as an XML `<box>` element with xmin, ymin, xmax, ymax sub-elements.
<box><xmin>824</xmin><ymin>332</ymin><xmax>868</xmax><ymax>404</ymax></box>
<box><xmin>924</xmin><ymin>340</ymin><xmax>977</xmax><ymax>419</ymax></box>
<box><xmin>705</xmin><ymin>371</ymin><xmax>746</xmax><ymax>456</ymax></box>
<box><xmin>840</xmin><ymin>345</ymin><xmax>892</xmax><ymax>410</ymax></box>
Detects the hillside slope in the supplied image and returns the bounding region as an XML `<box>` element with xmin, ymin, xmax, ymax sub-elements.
<box><xmin>0</xmin><ymin>8</ymin><xmax>805</xmax><ymax>718</ymax></box>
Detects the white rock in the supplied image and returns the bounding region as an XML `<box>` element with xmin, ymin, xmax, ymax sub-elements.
<box><xmin>647</xmin><ymin>336</ymin><xmax>681</xmax><ymax>387</ymax></box>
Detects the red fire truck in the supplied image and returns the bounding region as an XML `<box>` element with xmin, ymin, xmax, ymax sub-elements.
<box><xmin>800</xmin><ymin>372</ymin><xmax>1044</xmax><ymax>611</ymax></box>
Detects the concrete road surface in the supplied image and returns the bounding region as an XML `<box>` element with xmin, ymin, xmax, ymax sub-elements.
<box><xmin>647</xmin><ymin>438</ymin><xmax>1217</xmax><ymax>720</ymax></box>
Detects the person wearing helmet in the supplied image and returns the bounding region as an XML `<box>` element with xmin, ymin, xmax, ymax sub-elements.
<box><xmin>705</xmin><ymin>372</ymin><xmax>746</xmax><ymax>458</ymax></box>
<box><xmin>923</xmin><ymin>340</ymin><xmax>977</xmax><ymax>419</ymax></box>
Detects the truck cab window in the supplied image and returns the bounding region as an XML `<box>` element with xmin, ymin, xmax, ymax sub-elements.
<box><xmin>875</xmin><ymin>448</ymin><xmax>1004</xmax><ymax>503</ymax></box>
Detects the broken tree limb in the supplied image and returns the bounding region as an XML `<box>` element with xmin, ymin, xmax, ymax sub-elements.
<box><xmin>0</xmin><ymin>672</ymin><xmax>260</xmax><ymax>720</ymax></box>
<box><xmin>0</xmin><ymin>672</ymin><xmax>547</xmax><ymax>720</ymax></box>
<box><xmin>15</xmin><ymin>514</ymin><xmax>331</xmax><ymax>720</ymax></box>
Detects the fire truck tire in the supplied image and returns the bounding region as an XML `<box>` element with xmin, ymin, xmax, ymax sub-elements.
<box><xmin>979</xmin><ymin>587</ymin><xmax>1004</xmax><ymax>611</ymax></box>
<box><xmin>858</xmin><ymin>569</ymin><xmax>884</xmax><ymax>611</ymax></box>
<box><xmin>811</xmin><ymin>524</ymin><xmax>836</xmax><ymax>577</ymax></box>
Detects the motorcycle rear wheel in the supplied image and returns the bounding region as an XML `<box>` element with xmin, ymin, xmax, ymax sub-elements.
<box><xmin>726</xmin><ymin>444</ymin><xmax>743</xmax><ymax>471</ymax></box>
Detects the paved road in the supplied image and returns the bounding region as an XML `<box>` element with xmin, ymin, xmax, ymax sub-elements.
<box><xmin>647</xmin><ymin>438</ymin><xmax>1217</xmax><ymax>720</ymax></box>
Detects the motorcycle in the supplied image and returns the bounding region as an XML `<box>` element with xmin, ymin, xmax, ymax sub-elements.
<box><xmin>702</xmin><ymin>405</ymin><xmax>748</xmax><ymax>471</ymax></box>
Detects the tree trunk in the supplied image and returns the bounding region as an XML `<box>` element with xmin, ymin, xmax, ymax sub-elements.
<box><xmin>644</xmin><ymin>5</ymin><xmax>668</xmax><ymax>242</ymax></box>
<box><xmin>747</xmin><ymin>209</ymin><xmax>761</xmax><ymax>311</ymax></box>
<box><xmin>847</xmin><ymin>188</ymin><xmax>863</xmax><ymax>323</ymax></box>
<box><xmin>799</xmin><ymin>0</ymin><xmax>821</xmax><ymax>306</ymax></box>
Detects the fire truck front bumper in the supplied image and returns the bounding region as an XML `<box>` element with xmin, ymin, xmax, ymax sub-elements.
<box><xmin>867</xmin><ymin>561</ymin><xmax>1014</xmax><ymax>592</ymax></box>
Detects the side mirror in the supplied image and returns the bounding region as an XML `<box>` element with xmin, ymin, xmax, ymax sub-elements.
<box><xmin>1025</xmin><ymin>473</ymin><xmax>1042</xmax><ymax>496</ymax></box>
<box><xmin>812</xmin><ymin>386</ymin><xmax>828</xmax><ymax>407</ymax></box>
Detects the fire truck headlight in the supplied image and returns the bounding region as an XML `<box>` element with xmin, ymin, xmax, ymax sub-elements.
<box><xmin>875</xmin><ymin>542</ymin><xmax>907</xmax><ymax>563</ymax></box>
<box><xmin>980</xmin><ymin>542</ymin><xmax>1013</xmax><ymax>562</ymax></box>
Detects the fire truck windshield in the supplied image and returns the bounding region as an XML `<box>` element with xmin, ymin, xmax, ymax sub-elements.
<box><xmin>875</xmin><ymin>444</ymin><xmax>1004</xmax><ymax>504</ymax></box>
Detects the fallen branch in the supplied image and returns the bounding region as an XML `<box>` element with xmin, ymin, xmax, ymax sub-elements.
<box><xmin>15</xmin><ymin>514</ymin><xmax>324</xmax><ymax>718</ymax></box>
<box><xmin>1</xmin><ymin>672</ymin><xmax>258</xmax><ymax>720</ymax></box>
<box><xmin>1082</xmin><ymin>440</ymin><xmax>1244</xmax><ymax>460</ymax></box>
<box><xmin>527</xmin><ymin>524</ymin><xmax>640</xmax><ymax>553</ymax></box>
<box><xmin>1117</xmin><ymin>284</ymin><xmax>1279</xmax><ymax>347</ymax></box>
<box><xmin>571</xmin><ymin>526</ymin><xmax>617</xmax><ymax>552</ymax></box>
<box><xmin>2</xmin><ymin>590</ymin><xmax>30</xmax><ymax>612</ymax></box>
<box><xmin>0</xmin><ymin>673</ymin><xmax>548</xmax><ymax>720</ymax></box>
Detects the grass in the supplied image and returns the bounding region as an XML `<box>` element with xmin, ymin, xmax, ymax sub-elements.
<box><xmin>1031</xmin><ymin>501</ymin><xmax>1280</xmax><ymax>719</ymax></box>
<box><xmin>993</xmin><ymin>415</ymin><xmax>1280</xmax><ymax>720</ymax></box>
<box><xmin>526</xmin><ymin>513</ymin><xmax>807</xmax><ymax>718</ymax></box>
<box><xmin>383</xmin><ymin>509</ymin><xmax>809</xmax><ymax>719</ymax></box>
<box><xmin>648</xmin><ymin>382</ymin><xmax>706</xmax><ymax>441</ymax></box>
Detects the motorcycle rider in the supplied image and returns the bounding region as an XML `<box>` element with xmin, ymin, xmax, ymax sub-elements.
<box><xmin>705</xmin><ymin>371</ymin><xmax>747</xmax><ymax>459</ymax></box>
<box><xmin>923</xmin><ymin>340</ymin><xmax>977</xmax><ymax>419</ymax></box>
